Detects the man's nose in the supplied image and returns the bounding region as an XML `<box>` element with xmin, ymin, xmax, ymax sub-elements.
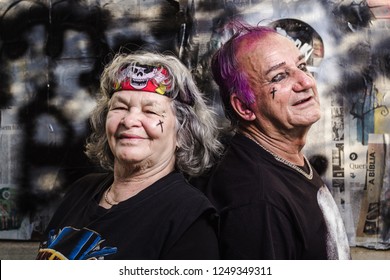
<box><xmin>292</xmin><ymin>69</ymin><xmax>316</xmax><ymax>92</ymax></box>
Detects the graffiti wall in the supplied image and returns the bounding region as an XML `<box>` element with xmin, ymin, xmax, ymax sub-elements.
<box><xmin>0</xmin><ymin>0</ymin><xmax>389</xmax><ymax>249</ymax></box>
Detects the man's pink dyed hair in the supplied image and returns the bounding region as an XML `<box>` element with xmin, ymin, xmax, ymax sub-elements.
<box><xmin>211</xmin><ymin>20</ymin><xmax>276</xmax><ymax>123</ymax></box>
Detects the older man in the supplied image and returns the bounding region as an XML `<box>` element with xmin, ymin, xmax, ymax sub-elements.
<box><xmin>206</xmin><ymin>22</ymin><xmax>350</xmax><ymax>260</ymax></box>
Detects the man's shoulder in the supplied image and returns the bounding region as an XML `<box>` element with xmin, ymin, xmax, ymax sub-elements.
<box><xmin>211</xmin><ymin>134</ymin><xmax>270</xmax><ymax>179</ymax></box>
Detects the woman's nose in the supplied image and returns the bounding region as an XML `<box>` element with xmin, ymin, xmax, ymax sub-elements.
<box><xmin>120</xmin><ymin>109</ymin><xmax>141</xmax><ymax>127</ymax></box>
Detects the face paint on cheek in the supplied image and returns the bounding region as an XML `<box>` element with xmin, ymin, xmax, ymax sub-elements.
<box><xmin>270</xmin><ymin>88</ymin><xmax>277</xmax><ymax>99</ymax></box>
<box><xmin>156</xmin><ymin>120</ymin><xmax>164</xmax><ymax>133</ymax></box>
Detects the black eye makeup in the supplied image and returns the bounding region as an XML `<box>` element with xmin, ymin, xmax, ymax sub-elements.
<box><xmin>271</xmin><ymin>72</ymin><xmax>288</xmax><ymax>83</ymax></box>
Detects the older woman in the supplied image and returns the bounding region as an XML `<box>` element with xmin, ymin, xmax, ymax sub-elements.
<box><xmin>36</xmin><ymin>51</ymin><xmax>223</xmax><ymax>260</ymax></box>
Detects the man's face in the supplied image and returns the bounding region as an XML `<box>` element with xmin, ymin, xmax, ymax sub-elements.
<box><xmin>236</xmin><ymin>33</ymin><xmax>321</xmax><ymax>133</ymax></box>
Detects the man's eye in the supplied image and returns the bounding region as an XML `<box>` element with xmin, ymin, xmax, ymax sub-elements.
<box><xmin>298</xmin><ymin>63</ymin><xmax>308</xmax><ymax>72</ymax></box>
<box><xmin>271</xmin><ymin>72</ymin><xmax>287</xmax><ymax>83</ymax></box>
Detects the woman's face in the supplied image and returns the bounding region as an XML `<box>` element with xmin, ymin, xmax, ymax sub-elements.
<box><xmin>106</xmin><ymin>90</ymin><xmax>177</xmax><ymax>170</ymax></box>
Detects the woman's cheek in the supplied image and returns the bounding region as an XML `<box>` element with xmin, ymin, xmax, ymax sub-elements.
<box><xmin>143</xmin><ymin>117</ymin><xmax>166</xmax><ymax>136</ymax></box>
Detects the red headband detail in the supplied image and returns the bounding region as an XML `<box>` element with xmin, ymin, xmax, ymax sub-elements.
<box><xmin>112</xmin><ymin>64</ymin><xmax>172</xmax><ymax>96</ymax></box>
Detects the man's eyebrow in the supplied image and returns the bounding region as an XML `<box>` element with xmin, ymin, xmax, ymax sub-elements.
<box><xmin>265</xmin><ymin>62</ymin><xmax>286</xmax><ymax>76</ymax></box>
<box><xmin>264</xmin><ymin>54</ymin><xmax>307</xmax><ymax>76</ymax></box>
<box><xmin>297</xmin><ymin>54</ymin><xmax>306</xmax><ymax>61</ymax></box>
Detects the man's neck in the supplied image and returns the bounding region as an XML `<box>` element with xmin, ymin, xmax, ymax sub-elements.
<box><xmin>239</xmin><ymin>124</ymin><xmax>308</xmax><ymax>166</ymax></box>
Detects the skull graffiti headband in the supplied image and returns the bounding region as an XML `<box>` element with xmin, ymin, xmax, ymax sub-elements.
<box><xmin>112</xmin><ymin>64</ymin><xmax>172</xmax><ymax>96</ymax></box>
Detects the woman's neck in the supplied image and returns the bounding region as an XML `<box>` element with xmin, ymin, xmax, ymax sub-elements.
<box><xmin>100</xmin><ymin>156</ymin><xmax>175</xmax><ymax>208</ymax></box>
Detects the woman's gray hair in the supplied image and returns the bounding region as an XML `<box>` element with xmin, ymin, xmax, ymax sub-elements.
<box><xmin>85</xmin><ymin>51</ymin><xmax>223</xmax><ymax>177</ymax></box>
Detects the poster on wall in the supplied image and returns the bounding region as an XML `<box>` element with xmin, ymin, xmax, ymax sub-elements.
<box><xmin>0</xmin><ymin>0</ymin><xmax>389</xmax><ymax>250</ymax></box>
<box><xmin>0</xmin><ymin>108</ymin><xmax>27</xmax><ymax>238</ymax></box>
<box><xmin>355</xmin><ymin>134</ymin><xmax>389</xmax><ymax>248</ymax></box>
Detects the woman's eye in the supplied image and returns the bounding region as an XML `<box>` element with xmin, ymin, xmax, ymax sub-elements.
<box><xmin>146</xmin><ymin>110</ymin><xmax>158</xmax><ymax>115</ymax></box>
<box><xmin>111</xmin><ymin>106</ymin><xmax>127</xmax><ymax>111</ymax></box>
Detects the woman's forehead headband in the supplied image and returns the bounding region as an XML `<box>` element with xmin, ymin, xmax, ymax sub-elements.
<box><xmin>111</xmin><ymin>63</ymin><xmax>172</xmax><ymax>96</ymax></box>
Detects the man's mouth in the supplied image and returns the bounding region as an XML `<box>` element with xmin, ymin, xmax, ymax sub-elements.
<box><xmin>293</xmin><ymin>96</ymin><xmax>312</xmax><ymax>106</ymax></box>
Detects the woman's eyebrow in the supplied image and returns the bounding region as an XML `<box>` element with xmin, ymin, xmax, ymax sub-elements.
<box><xmin>111</xmin><ymin>95</ymin><xmax>128</xmax><ymax>104</ymax></box>
<box><xmin>143</xmin><ymin>100</ymin><xmax>161</xmax><ymax>107</ymax></box>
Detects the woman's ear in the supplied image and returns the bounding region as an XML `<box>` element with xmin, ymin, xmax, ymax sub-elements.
<box><xmin>230</xmin><ymin>93</ymin><xmax>256</xmax><ymax>121</ymax></box>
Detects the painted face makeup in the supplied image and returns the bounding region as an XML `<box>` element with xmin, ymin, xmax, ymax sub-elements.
<box><xmin>156</xmin><ymin>119</ymin><xmax>164</xmax><ymax>133</ymax></box>
<box><xmin>106</xmin><ymin>91</ymin><xmax>177</xmax><ymax>169</ymax></box>
<box><xmin>271</xmin><ymin>87</ymin><xmax>277</xmax><ymax>99</ymax></box>
<box><xmin>237</xmin><ymin>33</ymin><xmax>321</xmax><ymax>129</ymax></box>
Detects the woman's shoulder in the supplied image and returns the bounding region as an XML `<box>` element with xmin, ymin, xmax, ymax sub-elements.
<box><xmin>164</xmin><ymin>172</ymin><xmax>210</xmax><ymax>197</ymax></box>
<box><xmin>155</xmin><ymin>172</ymin><xmax>215</xmax><ymax>209</ymax></box>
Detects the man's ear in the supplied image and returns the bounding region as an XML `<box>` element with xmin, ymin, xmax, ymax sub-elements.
<box><xmin>230</xmin><ymin>93</ymin><xmax>256</xmax><ymax>121</ymax></box>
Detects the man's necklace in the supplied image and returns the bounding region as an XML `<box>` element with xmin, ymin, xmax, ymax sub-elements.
<box><xmin>247</xmin><ymin>135</ymin><xmax>313</xmax><ymax>180</ymax></box>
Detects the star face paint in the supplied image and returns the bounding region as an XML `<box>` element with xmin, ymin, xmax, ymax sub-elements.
<box><xmin>112</xmin><ymin>64</ymin><xmax>172</xmax><ymax>96</ymax></box>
